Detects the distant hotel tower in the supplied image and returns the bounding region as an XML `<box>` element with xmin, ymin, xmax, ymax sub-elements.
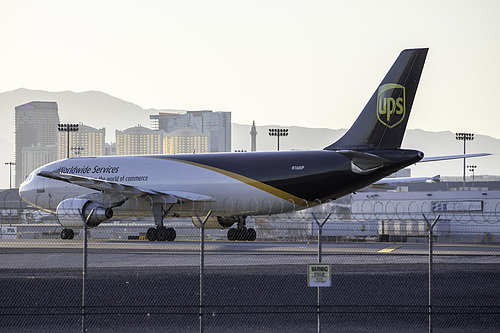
<box><xmin>164</xmin><ymin>127</ymin><xmax>209</xmax><ymax>154</ymax></box>
<box><xmin>250</xmin><ymin>120</ymin><xmax>257</xmax><ymax>152</ymax></box>
<box><xmin>116</xmin><ymin>125</ymin><xmax>165</xmax><ymax>155</ymax></box>
<box><xmin>15</xmin><ymin>101</ymin><xmax>59</xmax><ymax>187</ymax></box>
<box><xmin>150</xmin><ymin>110</ymin><xmax>231</xmax><ymax>152</ymax></box>
<box><xmin>57</xmin><ymin>124</ymin><xmax>106</xmax><ymax>159</ymax></box>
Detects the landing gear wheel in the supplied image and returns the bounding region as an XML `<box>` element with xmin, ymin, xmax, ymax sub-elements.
<box><xmin>227</xmin><ymin>227</ymin><xmax>256</xmax><ymax>241</ymax></box>
<box><xmin>247</xmin><ymin>228</ymin><xmax>256</xmax><ymax>241</ymax></box>
<box><xmin>227</xmin><ymin>228</ymin><xmax>237</xmax><ymax>241</ymax></box>
<box><xmin>237</xmin><ymin>228</ymin><xmax>249</xmax><ymax>241</ymax></box>
<box><xmin>156</xmin><ymin>226</ymin><xmax>168</xmax><ymax>241</ymax></box>
<box><xmin>60</xmin><ymin>228</ymin><xmax>74</xmax><ymax>240</ymax></box>
<box><xmin>146</xmin><ymin>228</ymin><xmax>158</xmax><ymax>241</ymax></box>
<box><xmin>166</xmin><ymin>228</ymin><xmax>176</xmax><ymax>241</ymax></box>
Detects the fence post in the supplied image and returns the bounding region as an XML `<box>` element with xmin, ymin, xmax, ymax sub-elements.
<box><xmin>194</xmin><ymin>210</ymin><xmax>212</xmax><ymax>333</ymax></box>
<box><xmin>81</xmin><ymin>208</ymin><xmax>95</xmax><ymax>333</ymax></box>
<box><xmin>312</xmin><ymin>213</ymin><xmax>331</xmax><ymax>333</ymax></box>
<box><xmin>423</xmin><ymin>214</ymin><xmax>440</xmax><ymax>333</ymax></box>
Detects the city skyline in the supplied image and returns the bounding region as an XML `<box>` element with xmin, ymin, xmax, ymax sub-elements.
<box><xmin>10</xmin><ymin>97</ymin><xmax>234</xmax><ymax>187</ymax></box>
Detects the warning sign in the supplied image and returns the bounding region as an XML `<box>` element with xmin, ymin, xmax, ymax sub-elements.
<box><xmin>307</xmin><ymin>263</ymin><xmax>331</xmax><ymax>287</ymax></box>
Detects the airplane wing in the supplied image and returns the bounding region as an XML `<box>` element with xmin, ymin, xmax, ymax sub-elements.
<box><xmin>37</xmin><ymin>170</ymin><xmax>215</xmax><ymax>203</ymax></box>
<box><xmin>420</xmin><ymin>153</ymin><xmax>492</xmax><ymax>162</ymax></box>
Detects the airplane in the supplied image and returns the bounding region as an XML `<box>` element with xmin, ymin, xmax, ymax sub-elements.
<box><xmin>20</xmin><ymin>47</ymin><xmax>443</xmax><ymax>241</ymax></box>
<box><xmin>367</xmin><ymin>174</ymin><xmax>441</xmax><ymax>191</ymax></box>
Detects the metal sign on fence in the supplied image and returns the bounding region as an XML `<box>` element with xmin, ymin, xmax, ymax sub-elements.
<box><xmin>308</xmin><ymin>264</ymin><xmax>331</xmax><ymax>287</ymax></box>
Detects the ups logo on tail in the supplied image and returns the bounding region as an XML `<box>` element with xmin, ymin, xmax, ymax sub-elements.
<box><xmin>377</xmin><ymin>83</ymin><xmax>405</xmax><ymax>128</ymax></box>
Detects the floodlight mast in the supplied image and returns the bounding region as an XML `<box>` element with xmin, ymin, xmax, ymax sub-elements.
<box><xmin>268</xmin><ymin>128</ymin><xmax>288</xmax><ymax>151</ymax></box>
<box><xmin>455</xmin><ymin>132</ymin><xmax>474</xmax><ymax>188</ymax></box>
<box><xmin>5</xmin><ymin>162</ymin><xmax>15</xmax><ymax>189</ymax></box>
<box><xmin>58</xmin><ymin>124</ymin><xmax>80</xmax><ymax>158</ymax></box>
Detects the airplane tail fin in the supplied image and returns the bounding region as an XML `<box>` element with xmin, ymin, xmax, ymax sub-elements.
<box><xmin>324</xmin><ymin>48</ymin><xmax>428</xmax><ymax>151</ymax></box>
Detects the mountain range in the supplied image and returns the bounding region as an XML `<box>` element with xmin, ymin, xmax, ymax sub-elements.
<box><xmin>0</xmin><ymin>88</ymin><xmax>498</xmax><ymax>188</ymax></box>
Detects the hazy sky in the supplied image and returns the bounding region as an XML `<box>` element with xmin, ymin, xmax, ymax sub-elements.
<box><xmin>1</xmin><ymin>0</ymin><xmax>499</xmax><ymax>139</ymax></box>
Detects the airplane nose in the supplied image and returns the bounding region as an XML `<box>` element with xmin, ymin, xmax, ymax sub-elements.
<box><xmin>19</xmin><ymin>179</ymin><xmax>28</xmax><ymax>202</ymax></box>
<box><xmin>19</xmin><ymin>173</ymin><xmax>35</xmax><ymax>204</ymax></box>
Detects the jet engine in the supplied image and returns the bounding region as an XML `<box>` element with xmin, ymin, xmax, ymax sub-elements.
<box><xmin>56</xmin><ymin>198</ymin><xmax>113</xmax><ymax>229</ymax></box>
<box><xmin>191</xmin><ymin>216</ymin><xmax>236</xmax><ymax>229</ymax></box>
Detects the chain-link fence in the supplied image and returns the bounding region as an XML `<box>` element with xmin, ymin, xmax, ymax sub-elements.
<box><xmin>1</xmin><ymin>193</ymin><xmax>500</xmax><ymax>332</ymax></box>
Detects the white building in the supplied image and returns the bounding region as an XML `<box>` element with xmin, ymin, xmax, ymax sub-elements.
<box><xmin>164</xmin><ymin>127</ymin><xmax>209</xmax><ymax>154</ymax></box>
<box><xmin>150</xmin><ymin>110</ymin><xmax>231</xmax><ymax>152</ymax></box>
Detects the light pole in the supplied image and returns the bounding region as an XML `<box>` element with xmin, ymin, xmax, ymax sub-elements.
<box><xmin>268</xmin><ymin>128</ymin><xmax>288</xmax><ymax>151</ymax></box>
<box><xmin>468</xmin><ymin>165</ymin><xmax>477</xmax><ymax>187</ymax></box>
<box><xmin>5</xmin><ymin>162</ymin><xmax>15</xmax><ymax>189</ymax></box>
<box><xmin>455</xmin><ymin>132</ymin><xmax>474</xmax><ymax>189</ymax></box>
<box><xmin>71</xmin><ymin>147</ymin><xmax>85</xmax><ymax>157</ymax></box>
<box><xmin>58</xmin><ymin>124</ymin><xmax>79</xmax><ymax>158</ymax></box>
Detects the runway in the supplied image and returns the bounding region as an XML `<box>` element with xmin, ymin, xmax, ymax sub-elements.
<box><xmin>0</xmin><ymin>240</ymin><xmax>499</xmax><ymax>332</ymax></box>
<box><xmin>1</xmin><ymin>239</ymin><xmax>500</xmax><ymax>269</ymax></box>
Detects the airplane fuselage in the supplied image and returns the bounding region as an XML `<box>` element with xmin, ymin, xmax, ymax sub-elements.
<box><xmin>20</xmin><ymin>149</ymin><xmax>423</xmax><ymax>219</ymax></box>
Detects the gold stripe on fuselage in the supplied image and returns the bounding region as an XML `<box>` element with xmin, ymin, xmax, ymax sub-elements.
<box><xmin>147</xmin><ymin>156</ymin><xmax>316</xmax><ymax>208</ymax></box>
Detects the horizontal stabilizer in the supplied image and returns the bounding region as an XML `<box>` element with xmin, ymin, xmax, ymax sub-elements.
<box><xmin>420</xmin><ymin>153</ymin><xmax>492</xmax><ymax>162</ymax></box>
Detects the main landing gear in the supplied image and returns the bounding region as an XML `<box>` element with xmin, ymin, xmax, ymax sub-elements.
<box><xmin>146</xmin><ymin>226</ymin><xmax>176</xmax><ymax>242</ymax></box>
<box><xmin>147</xmin><ymin>203</ymin><xmax>177</xmax><ymax>241</ymax></box>
<box><xmin>226</xmin><ymin>216</ymin><xmax>256</xmax><ymax>241</ymax></box>
<box><xmin>60</xmin><ymin>228</ymin><xmax>75</xmax><ymax>240</ymax></box>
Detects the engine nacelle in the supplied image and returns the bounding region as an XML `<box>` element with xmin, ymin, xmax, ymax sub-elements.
<box><xmin>191</xmin><ymin>216</ymin><xmax>236</xmax><ymax>229</ymax></box>
<box><xmin>56</xmin><ymin>198</ymin><xmax>113</xmax><ymax>229</ymax></box>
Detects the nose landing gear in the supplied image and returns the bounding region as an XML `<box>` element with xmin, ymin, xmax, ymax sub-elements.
<box><xmin>146</xmin><ymin>226</ymin><xmax>176</xmax><ymax>241</ymax></box>
<box><xmin>60</xmin><ymin>228</ymin><xmax>75</xmax><ymax>240</ymax></box>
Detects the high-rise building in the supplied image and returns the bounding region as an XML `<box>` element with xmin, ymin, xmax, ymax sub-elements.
<box><xmin>15</xmin><ymin>101</ymin><xmax>59</xmax><ymax>187</ymax></box>
<box><xmin>164</xmin><ymin>128</ymin><xmax>209</xmax><ymax>154</ymax></box>
<box><xmin>57</xmin><ymin>124</ymin><xmax>106</xmax><ymax>159</ymax></box>
<box><xmin>250</xmin><ymin>120</ymin><xmax>258</xmax><ymax>152</ymax></box>
<box><xmin>150</xmin><ymin>110</ymin><xmax>231</xmax><ymax>152</ymax></box>
<box><xmin>21</xmin><ymin>145</ymin><xmax>58</xmax><ymax>181</ymax></box>
<box><xmin>116</xmin><ymin>125</ymin><xmax>164</xmax><ymax>155</ymax></box>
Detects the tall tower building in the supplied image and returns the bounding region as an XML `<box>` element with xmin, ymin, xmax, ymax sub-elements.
<box><xmin>150</xmin><ymin>110</ymin><xmax>231</xmax><ymax>152</ymax></box>
<box><xmin>116</xmin><ymin>125</ymin><xmax>164</xmax><ymax>155</ymax></box>
<box><xmin>250</xmin><ymin>120</ymin><xmax>258</xmax><ymax>152</ymax></box>
<box><xmin>15</xmin><ymin>101</ymin><xmax>59</xmax><ymax>187</ymax></box>
<box><xmin>58</xmin><ymin>124</ymin><xmax>106</xmax><ymax>159</ymax></box>
<box><xmin>22</xmin><ymin>145</ymin><xmax>57</xmax><ymax>181</ymax></box>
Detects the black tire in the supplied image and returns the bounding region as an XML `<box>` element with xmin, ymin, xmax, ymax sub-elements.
<box><xmin>156</xmin><ymin>226</ymin><xmax>168</xmax><ymax>241</ymax></box>
<box><xmin>247</xmin><ymin>228</ymin><xmax>256</xmax><ymax>241</ymax></box>
<box><xmin>237</xmin><ymin>228</ymin><xmax>249</xmax><ymax>241</ymax></box>
<box><xmin>68</xmin><ymin>229</ymin><xmax>75</xmax><ymax>240</ymax></box>
<box><xmin>146</xmin><ymin>228</ymin><xmax>158</xmax><ymax>241</ymax></box>
<box><xmin>227</xmin><ymin>228</ymin><xmax>237</xmax><ymax>241</ymax></box>
<box><xmin>60</xmin><ymin>229</ymin><xmax>70</xmax><ymax>240</ymax></box>
<box><xmin>166</xmin><ymin>228</ymin><xmax>176</xmax><ymax>241</ymax></box>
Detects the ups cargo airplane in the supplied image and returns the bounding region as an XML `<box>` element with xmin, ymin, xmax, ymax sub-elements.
<box><xmin>18</xmin><ymin>48</ymin><xmax>480</xmax><ymax>241</ymax></box>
